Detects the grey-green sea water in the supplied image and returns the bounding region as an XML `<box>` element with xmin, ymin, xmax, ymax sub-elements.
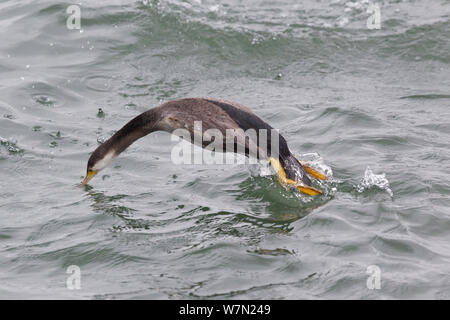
<box><xmin>0</xmin><ymin>0</ymin><xmax>449</xmax><ymax>299</ymax></box>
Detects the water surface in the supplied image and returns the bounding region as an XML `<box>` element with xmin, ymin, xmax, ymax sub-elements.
<box><xmin>0</xmin><ymin>0</ymin><xmax>449</xmax><ymax>299</ymax></box>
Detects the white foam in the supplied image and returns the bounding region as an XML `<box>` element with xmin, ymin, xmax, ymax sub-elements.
<box><xmin>258</xmin><ymin>162</ymin><xmax>274</xmax><ymax>177</ymax></box>
<box><xmin>357</xmin><ymin>166</ymin><xmax>393</xmax><ymax>197</ymax></box>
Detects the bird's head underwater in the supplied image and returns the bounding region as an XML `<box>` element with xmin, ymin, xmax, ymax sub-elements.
<box><xmin>80</xmin><ymin>145</ymin><xmax>117</xmax><ymax>186</ymax></box>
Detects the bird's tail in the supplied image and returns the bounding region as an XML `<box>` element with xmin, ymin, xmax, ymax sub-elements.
<box><xmin>269</xmin><ymin>155</ymin><xmax>326</xmax><ymax>196</ymax></box>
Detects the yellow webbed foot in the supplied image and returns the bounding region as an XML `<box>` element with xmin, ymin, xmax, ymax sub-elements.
<box><xmin>299</xmin><ymin>161</ymin><xmax>328</xmax><ymax>180</ymax></box>
<box><xmin>270</xmin><ymin>157</ymin><xmax>322</xmax><ymax>196</ymax></box>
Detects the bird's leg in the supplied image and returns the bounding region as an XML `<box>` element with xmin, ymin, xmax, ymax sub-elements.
<box><xmin>269</xmin><ymin>158</ymin><xmax>322</xmax><ymax>196</ymax></box>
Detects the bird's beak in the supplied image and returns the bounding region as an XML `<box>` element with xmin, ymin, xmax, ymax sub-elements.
<box><xmin>80</xmin><ymin>170</ymin><xmax>98</xmax><ymax>186</ymax></box>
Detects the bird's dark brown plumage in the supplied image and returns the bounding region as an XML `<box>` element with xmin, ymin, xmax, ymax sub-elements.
<box><xmin>84</xmin><ymin>98</ymin><xmax>312</xmax><ymax>187</ymax></box>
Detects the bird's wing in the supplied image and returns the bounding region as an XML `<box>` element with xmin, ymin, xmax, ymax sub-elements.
<box><xmin>155</xmin><ymin>98</ymin><xmax>266</xmax><ymax>159</ymax></box>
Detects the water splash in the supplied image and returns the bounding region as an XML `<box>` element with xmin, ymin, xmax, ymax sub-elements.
<box><xmin>258</xmin><ymin>161</ymin><xmax>274</xmax><ymax>177</ymax></box>
<box><xmin>357</xmin><ymin>166</ymin><xmax>393</xmax><ymax>197</ymax></box>
<box><xmin>259</xmin><ymin>155</ymin><xmax>393</xmax><ymax>199</ymax></box>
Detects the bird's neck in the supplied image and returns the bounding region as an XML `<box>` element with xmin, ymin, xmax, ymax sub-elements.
<box><xmin>103</xmin><ymin>108</ymin><xmax>161</xmax><ymax>157</ymax></box>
